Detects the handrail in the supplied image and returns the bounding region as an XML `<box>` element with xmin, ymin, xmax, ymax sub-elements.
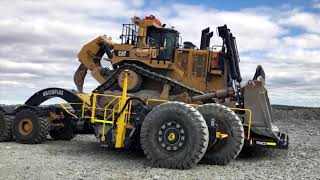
<box><xmin>59</xmin><ymin>102</ymin><xmax>82</xmax><ymax>118</ymax></box>
<box><xmin>229</xmin><ymin>107</ymin><xmax>252</xmax><ymax>140</ymax></box>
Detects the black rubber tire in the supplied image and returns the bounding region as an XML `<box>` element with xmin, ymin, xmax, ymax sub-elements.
<box><xmin>140</xmin><ymin>102</ymin><xmax>209</xmax><ymax>169</ymax></box>
<box><xmin>0</xmin><ymin>111</ymin><xmax>13</xmax><ymax>142</ymax></box>
<box><xmin>197</xmin><ymin>103</ymin><xmax>244</xmax><ymax>165</ymax></box>
<box><xmin>50</xmin><ymin>118</ymin><xmax>75</xmax><ymax>141</ymax></box>
<box><xmin>13</xmin><ymin>109</ymin><xmax>50</xmax><ymax>144</ymax></box>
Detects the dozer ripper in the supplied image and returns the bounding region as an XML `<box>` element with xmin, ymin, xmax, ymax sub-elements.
<box><xmin>0</xmin><ymin>15</ymin><xmax>288</xmax><ymax>169</ymax></box>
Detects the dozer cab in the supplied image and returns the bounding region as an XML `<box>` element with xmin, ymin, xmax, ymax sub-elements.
<box><xmin>0</xmin><ymin>15</ymin><xmax>288</xmax><ymax>169</ymax></box>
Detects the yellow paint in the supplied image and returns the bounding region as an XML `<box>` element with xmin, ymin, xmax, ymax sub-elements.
<box><xmin>168</xmin><ymin>132</ymin><xmax>175</xmax><ymax>141</ymax></box>
<box><xmin>146</xmin><ymin>99</ymin><xmax>168</xmax><ymax>105</ymax></box>
<box><xmin>76</xmin><ymin>93</ymin><xmax>91</xmax><ymax>105</ymax></box>
<box><xmin>59</xmin><ymin>103</ymin><xmax>82</xmax><ymax>118</ymax></box>
<box><xmin>91</xmin><ymin>94</ymin><xmax>97</xmax><ymax>124</ymax></box>
<box><xmin>266</xmin><ymin>142</ymin><xmax>277</xmax><ymax>146</ymax></box>
<box><xmin>210</xmin><ymin>69</ymin><xmax>223</xmax><ymax>75</ymax></box>
<box><xmin>216</xmin><ymin>132</ymin><xmax>229</xmax><ymax>139</ymax></box>
<box><xmin>115</xmin><ymin>70</ymin><xmax>129</xmax><ymax>148</ymax></box>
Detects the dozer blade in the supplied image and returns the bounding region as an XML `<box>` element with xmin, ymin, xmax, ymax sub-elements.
<box><xmin>243</xmin><ymin>77</ymin><xmax>288</xmax><ymax>149</ymax></box>
<box><xmin>74</xmin><ymin>63</ymin><xmax>88</xmax><ymax>92</ymax></box>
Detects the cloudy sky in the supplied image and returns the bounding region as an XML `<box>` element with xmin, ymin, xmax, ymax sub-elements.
<box><xmin>0</xmin><ymin>0</ymin><xmax>319</xmax><ymax>107</ymax></box>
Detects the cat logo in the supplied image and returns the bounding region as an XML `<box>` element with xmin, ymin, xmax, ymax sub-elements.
<box><xmin>114</xmin><ymin>50</ymin><xmax>129</xmax><ymax>57</ymax></box>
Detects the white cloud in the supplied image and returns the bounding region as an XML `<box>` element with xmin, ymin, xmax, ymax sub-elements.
<box><xmin>279</xmin><ymin>12</ymin><xmax>320</xmax><ymax>34</ymax></box>
<box><xmin>282</xmin><ymin>33</ymin><xmax>320</xmax><ymax>49</ymax></box>
<box><xmin>262</xmin><ymin>44</ymin><xmax>320</xmax><ymax>66</ymax></box>
<box><xmin>160</xmin><ymin>4</ymin><xmax>285</xmax><ymax>52</ymax></box>
<box><xmin>0</xmin><ymin>1</ymin><xmax>319</xmax><ymax>107</ymax></box>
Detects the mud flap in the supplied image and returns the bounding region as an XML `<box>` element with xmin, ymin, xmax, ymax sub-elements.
<box><xmin>243</xmin><ymin>77</ymin><xmax>288</xmax><ymax>149</ymax></box>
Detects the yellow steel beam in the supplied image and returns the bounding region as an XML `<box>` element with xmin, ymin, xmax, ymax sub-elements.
<box><xmin>115</xmin><ymin>70</ymin><xmax>129</xmax><ymax>148</ymax></box>
<box><xmin>91</xmin><ymin>94</ymin><xmax>97</xmax><ymax>124</ymax></box>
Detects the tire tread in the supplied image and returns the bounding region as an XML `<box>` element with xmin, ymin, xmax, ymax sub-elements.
<box><xmin>140</xmin><ymin>102</ymin><xmax>209</xmax><ymax>169</ymax></box>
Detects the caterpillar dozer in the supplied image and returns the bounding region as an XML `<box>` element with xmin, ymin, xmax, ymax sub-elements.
<box><xmin>0</xmin><ymin>15</ymin><xmax>288</xmax><ymax>169</ymax></box>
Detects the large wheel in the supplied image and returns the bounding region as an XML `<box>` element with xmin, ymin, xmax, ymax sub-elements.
<box><xmin>13</xmin><ymin>109</ymin><xmax>50</xmax><ymax>144</ymax></box>
<box><xmin>118</xmin><ymin>69</ymin><xmax>142</xmax><ymax>92</ymax></box>
<box><xmin>140</xmin><ymin>102</ymin><xmax>209</xmax><ymax>169</ymax></box>
<box><xmin>50</xmin><ymin>117</ymin><xmax>75</xmax><ymax>141</ymax></box>
<box><xmin>0</xmin><ymin>110</ymin><xmax>13</xmax><ymax>142</ymax></box>
<box><xmin>197</xmin><ymin>103</ymin><xmax>244</xmax><ymax>165</ymax></box>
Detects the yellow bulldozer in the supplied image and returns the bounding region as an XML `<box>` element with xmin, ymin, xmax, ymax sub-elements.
<box><xmin>0</xmin><ymin>15</ymin><xmax>288</xmax><ymax>169</ymax></box>
<box><xmin>75</xmin><ymin>15</ymin><xmax>232</xmax><ymax>95</ymax></box>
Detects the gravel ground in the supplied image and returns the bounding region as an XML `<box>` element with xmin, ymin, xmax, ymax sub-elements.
<box><xmin>0</xmin><ymin>105</ymin><xmax>319</xmax><ymax>180</ymax></box>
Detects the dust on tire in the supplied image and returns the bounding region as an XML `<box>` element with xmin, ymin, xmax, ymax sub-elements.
<box><xmin>197</xmin><ymin>103</ymin><xmax>244</xmax><ymax>165</ymax></box>
<box><xmin>0</xmin><ymin>109</ymin><xmax>14</xmax><ymax>142</ymax></box>
<box><xmin>13</xmin><ymin>108</ymin><xmax>50</xmax><ymax>144</ymax></box>
<box><xmin>50</xmin><ymin>117</ymin><xmax>75</xmax><ymax>141</ymax></box>
<box><xmin>140</xmin><ymin>102</ymin><xmax>209</xmax><ymax>169</ymax></box>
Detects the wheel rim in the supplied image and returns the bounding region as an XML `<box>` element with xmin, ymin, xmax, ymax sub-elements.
<box><xmin>18</xmin><ymin>118</ymin><xmax>33</xmax><ymax>135</ymax></box>
<box><xmin>158</xmin><ymin>121</ymin><xmax>186</xmax><ymax>151</ymax></box>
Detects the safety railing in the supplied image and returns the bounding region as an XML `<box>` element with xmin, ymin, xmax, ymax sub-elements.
<box><xmin>59</xmin><ymin>94</ymin><xmax>123</xmax><ymax>124</ymax></box>
<box><xmin>229</xmin><ymin>108</ymin><xmax>252</xmax><ymax>140</ymax></box>
<box><xmin>90</xmin><ymin>93</ymin><xmax>122</xmax><ymax>124</ymax></box>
